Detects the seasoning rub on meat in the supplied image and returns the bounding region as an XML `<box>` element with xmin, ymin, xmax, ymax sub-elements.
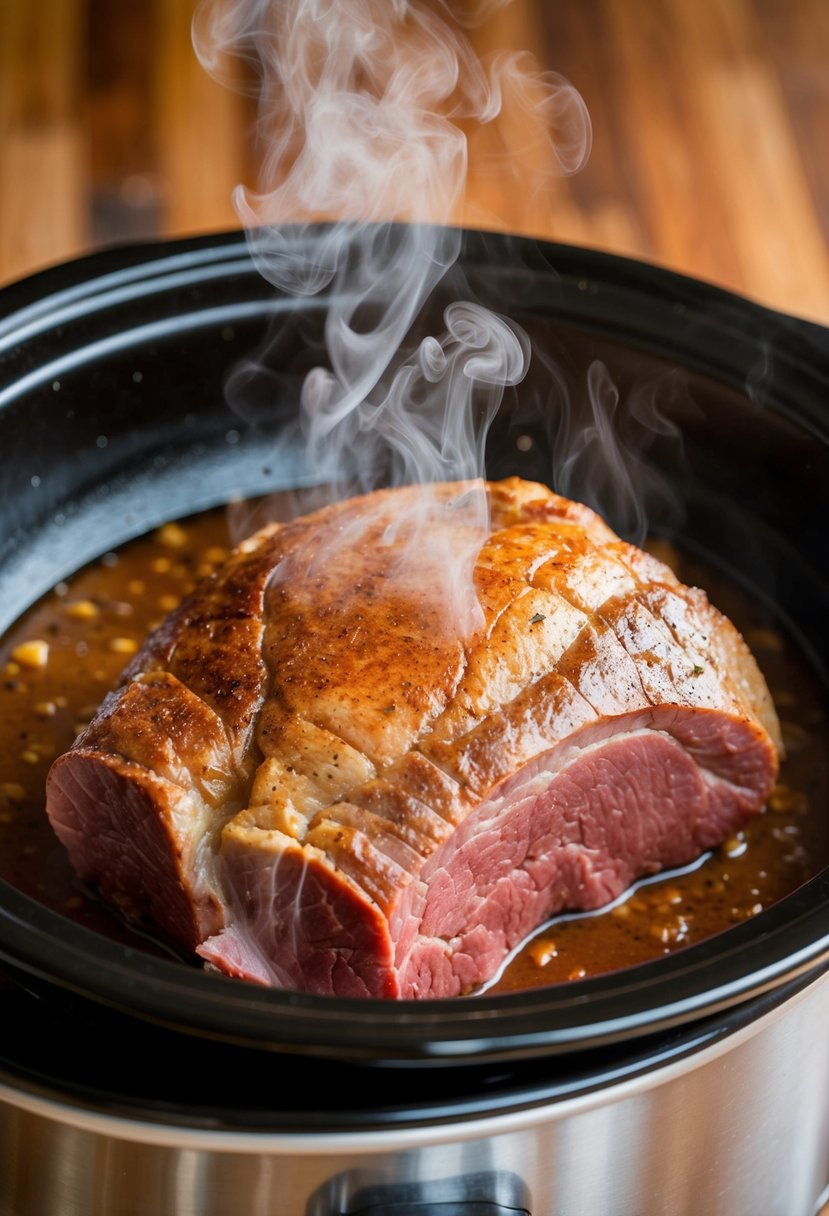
<box><xmin>46</xmin><ymin>478</ymin><xmax>781</xmax><ymax>998</ymax></box>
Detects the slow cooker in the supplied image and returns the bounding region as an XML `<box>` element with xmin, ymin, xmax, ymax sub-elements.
<box><xmin>0</xmin><ymin>227</ymin><xmax>827</xmax><ymax>1216</ymax></box>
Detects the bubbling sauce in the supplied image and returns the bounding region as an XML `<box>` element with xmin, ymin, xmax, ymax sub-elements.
<box><xmin>0</xmin><ymin>510</ymin><xmax>826</xmax><ymax>989</ymax></box>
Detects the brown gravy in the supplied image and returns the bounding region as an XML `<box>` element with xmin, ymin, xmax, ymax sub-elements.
<box><xmin>0</xmin><ymin>510</ymin><xmax>826</xmax><ymax>989</ymax></box>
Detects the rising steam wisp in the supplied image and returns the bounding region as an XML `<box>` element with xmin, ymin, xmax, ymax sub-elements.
<box><xmin>193</xmin><ymin>0</ymin><xmax>591</xmax><ymax>630</ymax></box>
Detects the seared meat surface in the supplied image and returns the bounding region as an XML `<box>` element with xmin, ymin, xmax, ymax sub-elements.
<box><xmin>46</xmin><ymin>479</ymin><xmax>780</xmax><ymax>997</ymax></box>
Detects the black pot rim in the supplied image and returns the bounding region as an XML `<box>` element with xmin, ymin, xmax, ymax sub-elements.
<box><xmin>0</xmin><ymin>225</ymin><xmax>827</xmax><ymax>1066</ymax></box>
<box><xmin>0</xmin><ymin>966</ymin><xmax>821</xmax><ymax>1133</ymax></box>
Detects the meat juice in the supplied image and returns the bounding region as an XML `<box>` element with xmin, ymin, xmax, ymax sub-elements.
<box><xmin>0</xmin><ymin>507</ymin><xmax>825</xmax><ymax>990</ymax></box>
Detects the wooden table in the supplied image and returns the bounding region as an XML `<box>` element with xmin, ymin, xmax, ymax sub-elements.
<box><xmin>1</xmin><ymin>0</ymin><xmax>828</xmax><ymax>325</ymax></box>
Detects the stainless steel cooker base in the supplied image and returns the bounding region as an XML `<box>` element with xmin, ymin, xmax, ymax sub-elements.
<box><xmin>3</xmin><ymin>968</ymin><xmax>829</xmax><ymax>1216</ymax></box>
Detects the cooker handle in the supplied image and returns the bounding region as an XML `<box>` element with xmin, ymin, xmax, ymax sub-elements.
<box><xmin>320</xmin><ymin>1170</ymin><xmax>531</xmax><ymax>1216</ymax></box>
<box><xmin>347</xmin><ymin>1205</ymin><xmax>529</xmax><ymax>1215</ymax></box>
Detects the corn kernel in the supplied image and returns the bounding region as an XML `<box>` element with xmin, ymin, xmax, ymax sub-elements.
<box><xmin>0</xmin><ymin>783</ymin><xmax>26</xmax><ymax>804</ymax></box>
<box><xmin>26</xmin><ymin>741</ymin><xmax>54</xmax><ymax>759</ymax></box>
<box><xmin>109</xmin><ymin>637</ymin><xmax>138</xmax><ymax>655</ymax></box>
<box><xmin>157</xmin><ymin>522</ymin><xmax>188</xmax><ymax>548</ymax></box>
<box><xmin>152</xmin><ymin>557</ymin><xmax>172</xmax><ymax>574</ymax></box>
<box><xmin>768</xmin><ymin>784</ymin><xmax>809</xmax><ymax>814</ymax></box>
<box><xmin>34</xmin><ymin>701</ymin><xmax>57</xmax><ymax>718</ymax></box>
<box><xmin>21</xmin><ymin>750</ymin><xmax>40</xmax><ymax>765</ymax></box>
<box><xmin>204</xmin><ymin>546</ymin><xmax>228</xmax><ymax>564</ymax></box>
<box><xmin>12</xmin><ymin>640</ymin><xmax>49</xmax><ymax>669</ymax></box>
<box><xmin>65</xmin><ymin>600</ymin><xmax>98</xmax><ymax>620</ymax></box>
<box><xmin>721</xmin><ymin>834</ymin><xmax>747</xmax><ymax>859</ymax></box>
<box><xmin>528</xmin><ymin>938</ymin><xmax>558</xmax><ymax>968</ymax></box>
<box><xmin>4</xmin><ymin>662</ymin><xmax>20</xmax><ymax>677</ymax></box>
<box><xmin>128</xmin><ymin>579</ymin><xmax>146</xmax><ymax>596</ymax></box>
<box><xmin>157</xmin><ymin>594</ymin><xmax>180</xmax><ymax>612</ymax></box>
<box><xmin>567</xmin><ymin>967</ymin><xmax>587</xmax><ymax>981</ymax></box>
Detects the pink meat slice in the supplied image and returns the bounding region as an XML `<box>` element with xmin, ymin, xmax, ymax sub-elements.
<box><xmin>46</xmin><ymin>478</ymin><xmax>781</xmax><ymax>998</ymax></box>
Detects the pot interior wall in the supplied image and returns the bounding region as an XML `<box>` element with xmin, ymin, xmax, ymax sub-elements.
<box><xmin>1</xmin><ymin>234</ymin><xmax>826</xmax><ymax>670</ymax></box>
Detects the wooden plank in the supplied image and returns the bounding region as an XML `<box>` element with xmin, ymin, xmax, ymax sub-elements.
<box><xmin>533</xmin><ymin>0</ymin><xmax>649</xmax><ymax>257</ymax></box>
<box><xmin>753</xmin><ymin>0</ymin><xmax>829</xmax><ymax>242</ymax></box>
<box><xmin>86</xmin><ymin>0</ymin><xmax>162</xmax><ymax>244</ymax></box>
<box><xmin>671</xmin><ymin>0</ymin><xmax>829</xmax><ymax>321</ymax></box>
<box><xmin>1</xmin><ymin>129</ymin><xmax>86</xmax><ymax>284</ymax></box>
<box><xmin>598</xmin><ymin>0</ymin><xmax>745</xmax><ymax>288</ymax></box>
<box><xmin>152</xmin><ymin>0</ymin><xmax>248</xmax><ymax>237</ymax></box>
<box><xmin>458</xmin><ymin>0</ymin><xmax>592</xmax><ymax>241</ymax></box>
<box><xmin>0</xmin><ymin>0</ymin><xmax>87</xmax><ymax>283</ymax></box>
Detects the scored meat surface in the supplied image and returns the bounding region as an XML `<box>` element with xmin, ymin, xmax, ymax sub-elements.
<box><xmin>46</xmin><ymin>478</ymin><xmax>781</xmax><ymax>998</ymax></box>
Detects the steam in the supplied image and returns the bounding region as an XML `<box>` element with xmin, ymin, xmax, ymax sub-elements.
<box><xmin>192</xmin><ymin>0</ymin><xmax>591</xmax><ymax>631</ymax></box>
<box><xmin>551</xmin><ymin>360</ymin><xmax>695</xmax><ymax>546</ymax></box>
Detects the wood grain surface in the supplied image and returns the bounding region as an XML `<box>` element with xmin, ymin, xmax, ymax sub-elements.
<box><xmin>1</xmin><ymin>0</ymin><xmax>827</xmax><ymax>325</ymax></box>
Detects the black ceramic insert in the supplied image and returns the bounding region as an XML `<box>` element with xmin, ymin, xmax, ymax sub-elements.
<box><xmin>0</xmin><ymin>226</ymin><xmax>827</xmax><ymax>1072</ymax></box>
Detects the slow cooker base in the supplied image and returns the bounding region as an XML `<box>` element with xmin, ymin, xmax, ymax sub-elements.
<box><xmin>3</xmin><ymin>967</ymin><xmax>829</xmax><ymax>1216</ymax></box>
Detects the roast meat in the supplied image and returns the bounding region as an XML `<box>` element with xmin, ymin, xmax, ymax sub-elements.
<box><xmin>46</xmin><ymin>479</ymin><xmax>781</xmax><ymax>997</ymax></box>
